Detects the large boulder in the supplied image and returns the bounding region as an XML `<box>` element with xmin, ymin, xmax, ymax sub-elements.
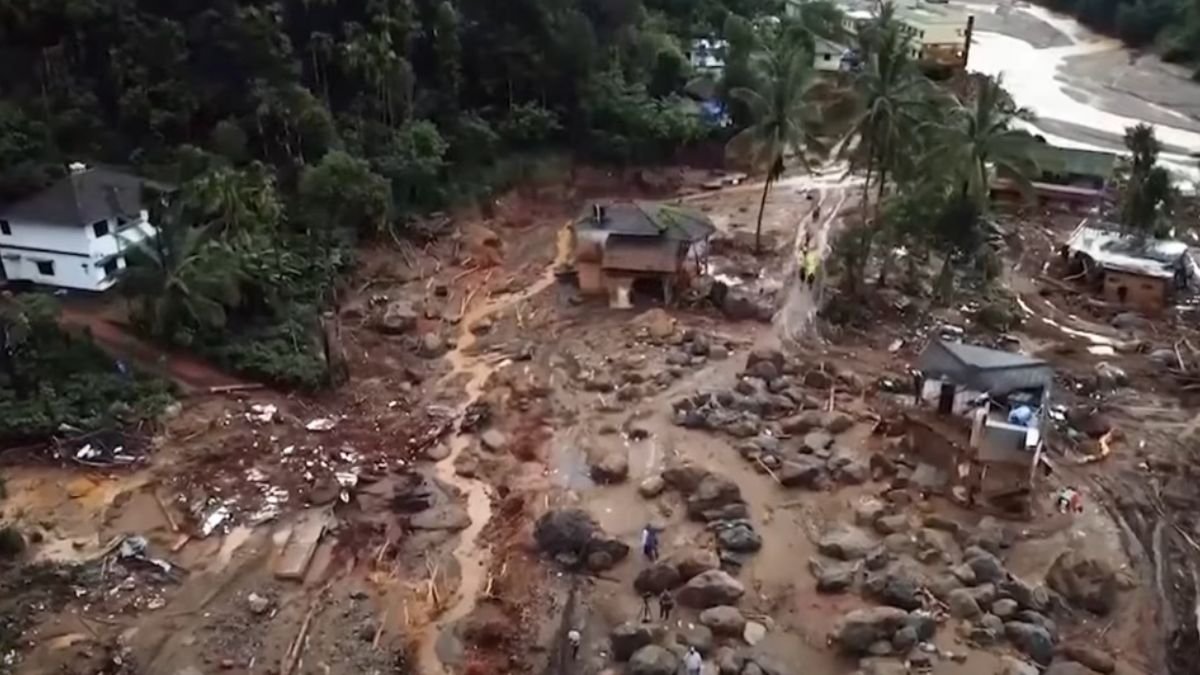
<box><xmin>1005</xmin><ymin>621</ymin><xmax>1056</xmax><ymax>665</ymax></box>
<box><xmin>677</xmin><ymin>569</ymin><xmax>746</xmax><ymax>608</ymax></box>
<box><xmin>376</xmin><ymin>300</ymin><xmax>418</xmax><ymax>334</ymax></box>
<box><xmin>715</xmin><ymin>520</ymin><xmax>762</xmax><ymax>552</ymax></box>
<box><xmin>610</xmin><ymin>622</ymin><xmax>654</xmax><ymax>661</ymax></box>
<box><xmin>533</xmin><ymin>509</ymin><xmax>597</xmax><ymax>556</ymax></box>
<box><xmin>965</xmin><ymin>547</ymin><xmax>1007</xmax><ymax>584</ymax></box>
<box><xmin>817</xmin><ymin>526</ymin><xmax>877</xmax><ymax>561</ymax></box>
<box><xmin>998</xmin><ymin>575</ymin><xmax>1050</xmax><ymax>612</ymax></box>
<box><xmin>1045</xmin><ymin>551</ymin><xmax>1118</xmax><ymax>615</ymax></box>
<box><xmin>586</xmin><ymin>444</ymin><xmax>629</xmax><ymax>484</ymax></box>
<box><xmin>676</xmin><ymin>624</ymin><xmax>714</xmax><ymax>653</ymax></box>
<box><xmin>998</xmin><ymin>657</ymin><xmax>1041</xmax><ymax>675</ymax></box>
<box><xmin>671</xmin><ymin>549</ymin><xmax>720</xmax><ymax>581</ymax></box>
<box><xmin>947</xmin><ymin>588</ymin><xmax>982</xmax><ymax>619</ymax></box>
<box><xmin>831</xmin><ymin>607</ymin><xmax>909</xmax><ymax>654</ymax></box>
<box><xmin>699</xmin><ymin>606</ymin><xmax>747</xmax><ymax>636</ymax></box>
<box><xmin>809</xmin><ymin>558</ymin><xmax>857</xmax><ymax>593</ymax></box>
<box><xmin>877</xmin><ymin>569</ymin><xmax>923</xmax><ymax>611</ymax></box>
<box><xmin>628</xmin><ymin>645</ymin><xmax>679</xmax><ymax>675</ymax></box>
<box><xmin>779</xmin><ymin>456</ymin><xmax>824</xmax><ymax>488</ymax></box>
<box><xmin>532</xmin><ymin>509</ymin><xmax>629</xmax><ymax>570</ymax></box>
<box><xmin>686</xmin><ymin>475</ymin><xmax>744</xmax><ymax>521</ymax></box>
<box><xmin>634</xmin><ymin>562</ymin><xmax>681</xmax><ymax>594</ymax></box>
<box><xmin>662</xmin><ymin>463</ymin><xmax>711</xmax><ymax>493</ymax></box>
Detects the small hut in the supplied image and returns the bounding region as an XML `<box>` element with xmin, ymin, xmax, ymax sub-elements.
<box><xmin>573</xmin><ymin>201</ymin><xmax>715</xmax><ymax>308</ymax></box>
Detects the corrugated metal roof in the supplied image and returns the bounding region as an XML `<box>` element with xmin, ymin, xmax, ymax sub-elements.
<box><xmin>1066</xmin><ymin>223</ymin><xmax>1191</xmax><ymax>280</ymax></box>
<box><xmin>575</xmin><ymin>201</ymin><xmax>716</xmax><ymax>242</ymax></box>
<box><xmin>918</xmin><ymin>340</ymin><xmax>1053</xmax><ymax>396</ymax></box>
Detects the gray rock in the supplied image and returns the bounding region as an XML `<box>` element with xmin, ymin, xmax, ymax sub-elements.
<box><xmin>824</xmin><ymin>412</ymin><xmax>855</xmax><ymax>433</ymax></box>
<box><xmin>970</xmin><ymin>582</ymin><xmax>998</xmax><ymax>607</ymax></box>
<box><xmin>873</xmin><ymin>515</ymin><xmax>908</xmax><ymax>535</ymax></box>
<box><xmin>802</xmin><ymin>431</ymin><xmax>834</xmax><ymax>454</ymax></box>
<box><xmin>972</xmin><ymin>613</ymin><xmax>1005</xmax><ymax>645</ymax></box>
<box><xmin>742</xmin><ymin>663</ymin><xmax>764</xmax><ymax>675</ymax></box>
<box><xmin>715</xmin><ymin>646</ymin><xmax>742</xmax><ymax>675</ymax></box>
<box><xmin>745</xmin><ymin>359</ymin><xmax>780</xmax><ymax>381</ymax></box>
<box><xmin>966</xmin><ymin>547</ymin><xmax>1006</xmax><ymax>583</ymax></box>
<box><xmin>1004</xmin><ymin>621</ymin><xmax>1055</xmax><ymax>665</ymax></box>
<box><xmin>677</xmin><ymin>624</ymin><xmax>714</xmax><ymax>653</ymax></box>
<box><xmin>671</xmin><ymin>549</ymin><xmax>720</xmax><ymax>581</ymax></box>
<box><xmin>947</xmin><ymin>588</ymin><xmax>982</xmax><ymax>619</ymax></box>
<box><xmin>817</xmin><ymin>526</ymin><xmax>877</xmax><ymax>561</ymax></box>
<box><xmin>635</xmin><ymin>562</ymin><xmax>681</xmax><ymax>594</ymax></box>
<box><xmin>686</xmin><ymin>475</ymin><xmax>744</xmax><ymax>521</ymax></box>
<box><xmin>246</xmin><ymin>592</ymin><xmax>272</xmax><ymax>615</ymax></box>
<box><xmin>742</xmin><ymin>620</ymin><xmax>767</xmax><ymax>645</ymax></box>
<box><xmin>710</xmin><ymin>344</ymin><xmax>730</xmax><ymax>360</ymax></box>
<box><xmin>376</xmin><ymin>300</ymin><xmax>418</xmax><ymax>333</ymax></box>
<box><xmin>781</xmin><ymin>411</ymin><xmax>825</xmax><ymax>435</ymax></box>
<box><xmin>715</xmin><ymin>521</ymin><xmax>762</xmax><ymax>553</ymax></box>
<box><xmin>832</xmin><ymin>607</ymin><xmax>909</xmax><ymax>654</ymax></box>
<box><xmin>1014</xmin><ymin>610</ymin><xmax>1058</xmax><ymax>638</ymax></box>
<box><xmin>998</xmin><ymin>576</ymin><xmax>1050</xmax><ymax>612</ymax></box>
<box><xmin>779</xmin><ymin>456</ymin><xmax>824</xmax><ymax>488</ymax></box>
<box><xmin>1046</xmin><ymin>550</ymin><xmax>1118</xmax><ymax>616</ymax></box>
<box><xmin>410</xmin><ymin>504</ymin><xmax>470</xmax><ymax>531</ymax></box>
<box><xmin>834</xmin><ymin>459</ymin><xmax>869</xmax><ymax>485</ymax></box>
<box><xmin>419</xmin><ymin>332</ymin><xmax>446</xmax><ymax>357</ymax></box>
<box><xmin>992</xmin><ymin>598</ymin><xmax>1019</xmax><ymax>618</ymax></box>
<box><xmin>638</xmin><ymin>475</ymin><xmax>666</xmax><ymax>498</ymax></box>
<box><xmin>480</xmin><ymin>429</ymin><xmax>508</xmax><ymax>452</ymax></box>
<box><xmin>928</xmin><ymin>574</ymin><xmax>963</xmax><ymax>601</ymax></box>
<box><xmin>677</xmin><ymin>569</ymin><xmax>746</xmax><ymax>608</ymax></box>
<box><xmin>699</xmin><ymin>605</ymin><xmax>746</xmax><ymax>636</ymax></box>
<box><xmin>662</xmin><ymin>463</ymin><xmax>711</xmax><ymax>493</ymax></box>
<box><xmin>611</xmin><ymin>622</ymin><xmax>654</xmax><ymax>661</ymax></box>
<box><xmin>809</xmin><ymin>557</ymin><xmax>856</xmax><ymax>593</ymax></box>
<box><xmin>854</xmin><ymin>498</ymin><xmax>887</xmax><ymax>527</ymax></box>
<box><xmin>891</xmin><ymin>625</ymin><xmax>918</xmax><ymax>651</ymax></box>
<box><xmin>878</xmin><ymin>569</ymin><xmax>923</xmax><ymax>610</ymax></box>
<box><xmin>905</xmin><ymin>611</ymin><xmax>936</xmax><ymax>641</ymax></box>
<box><xmin>629</xmin><ymin>644</ymin><xmax>679</xmax><ymax>675</ymax></box>
<box><xmin>950</xmin><ymin>563</ymin><xmax>977</xmax><ymax>585</ymax></box>
<box><xmin>587</xmin><ymin>445</ymin><xmax>629</xmax><ymax>484</ymax></box>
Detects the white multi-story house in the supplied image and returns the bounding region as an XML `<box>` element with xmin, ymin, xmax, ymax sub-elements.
<box><xmin>0</xmin><ymin>163</ymin><xmax>160</xmax><ymax>292</ymax></box>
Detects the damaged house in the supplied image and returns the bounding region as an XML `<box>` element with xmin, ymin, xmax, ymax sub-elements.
<box><xmin>572</xmin><ymin>201</ymin><xmax>715</xmax><ymax>308</ymax></box>
<box><xmin>906</xmin><ymin>340</ymin><xmax>1054</xmax><ymax>518</ymax></box>
<box><xmin>1063</xmin><ymin>221</ymin><xmax>1196</xmax><ymax>312</ymax></box>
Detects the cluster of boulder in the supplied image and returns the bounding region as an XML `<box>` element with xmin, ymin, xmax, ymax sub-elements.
<box><xmin>658</xmin><ymin>463</ymin><xmax>763</xmax><ymax>566</ymax></box>
<box><xmin>363</xmin><ymin>296</ymin><xmax>453</xmax><ymax>358</ymax></box>
<box><xmin>822</xmin><ymin>508</ymin><xmax>1122</xmax><ymax>675</ymax></box>
<box><xmin>614</xmin><ymin>548</ymin><xmax>781</xmax><ymax>675</ymax></box>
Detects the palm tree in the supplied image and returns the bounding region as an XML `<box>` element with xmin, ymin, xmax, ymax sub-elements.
<box><xmin>932</xmin><ymin>74</ymin><xmax>1038</xmax><ymax>206</ymax></box>
<box><xmin>727</xmin><ymin>41</ymin><xmax>830</xmax><ymax>254</ymax></box>
<box><xmin>1120</xmin><ymin>123</ymin><xmax>1173</xmax><ymax>236</ymax></box>
<box><xmin>841</xmin><ymin>4</ymin><xmax>929</xmax><ymax>216</ymax></box>
<box><xmin>118</xmin><ymin>201</ymin><xmax>244</xmax><ymax>342</ymax></box>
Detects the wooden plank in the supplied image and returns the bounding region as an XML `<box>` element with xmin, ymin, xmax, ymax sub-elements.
<box><xmin>275</xmin><ymin>510</ymin><xmax>332</xmax><ymax>581</ymax></box>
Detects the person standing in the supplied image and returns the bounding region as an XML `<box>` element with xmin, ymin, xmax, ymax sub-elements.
<box><xmin>567</xmin><ymin>628</ymin><xmax>581</xmax><ymax>660</ymax></box>
<box><xmin>684</xmin><ymin>646</ymin><xmax>703</xmax><ymax>675</ymax></box>
<box><xmin>641</xmin><ymin>525</ymin><xmax>659</xmax><ymax>561</ymax></box>
<box><xmin>658</xmin><ymin>589</ymin><xmax>674</xmax><ymax>621</ymax></box>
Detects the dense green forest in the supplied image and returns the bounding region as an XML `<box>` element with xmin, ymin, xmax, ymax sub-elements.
<box><xmin>1041</xmin><ymin>0</ymin><xmax>1200</xmax><ymax>74</ymax></box>
<box><xmin>0</xmin><ymin>0</ymin><xmax>787</xmax><ymax>392</ymax></box>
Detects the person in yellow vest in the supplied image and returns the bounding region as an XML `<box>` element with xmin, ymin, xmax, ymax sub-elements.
<box><xmin>804</xmin><ymin>249</ymin><xmax>820</xmax><ymax>287</ymax></box>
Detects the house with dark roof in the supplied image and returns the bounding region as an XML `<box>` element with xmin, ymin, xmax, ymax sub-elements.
<box><xmin>907</xmin><ymin>340</ymin><xmax>1054</xmax><ymax>518</ymax></box>
<box><xmin>572</xmin><ymin>201</ymin><xmax>716</xmax><ymax>308</ymax></box>
<box><xmin>0</xmin><ymin>163</ymin><xmax>161</xmax><ymax>291</ymax></box>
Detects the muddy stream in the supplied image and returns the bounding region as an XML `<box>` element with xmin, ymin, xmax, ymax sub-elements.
<box><xmin>417</xmin><ymin>226</ymin><xmax>571</xmax><ymax>674</ymax></box>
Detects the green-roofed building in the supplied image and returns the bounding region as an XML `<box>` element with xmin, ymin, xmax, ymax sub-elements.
<box><xmin>572</xmin><ymin>201</ymin><xmax>716</xmax><ymax>307</ymax></box>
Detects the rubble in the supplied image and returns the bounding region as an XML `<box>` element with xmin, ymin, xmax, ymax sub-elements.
<box><xmin>1045</xmin><ymin>550</ymin><xmax>1118</xmax><ymax>615</ymax></box>
<box><xmin>699</xmin><ymin>606</ymin><xmax>746</xmax><ymax>636</ymax></box>
<box><xmin>611</xmin><ymin>622</ymin><xmax>655</xmax><ymax>661</ymax></box>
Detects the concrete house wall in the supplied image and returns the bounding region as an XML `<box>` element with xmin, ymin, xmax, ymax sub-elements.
<box><xmin>0</xmin><ymin>211</ymin><xmax>153</xmax><ymax>291</ymax></box>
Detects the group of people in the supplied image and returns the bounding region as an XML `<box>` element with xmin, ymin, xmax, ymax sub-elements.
<box><xmin>566</xmin><ymin>524</ymin><xmax>704</xmax><ymax>674</ymax></box>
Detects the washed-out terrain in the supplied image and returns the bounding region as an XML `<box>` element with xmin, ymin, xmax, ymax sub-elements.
<box><xmin>2</xmin><ymin>5</ymin><xmax>1200</xmax><ymax>675</ymax></box>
